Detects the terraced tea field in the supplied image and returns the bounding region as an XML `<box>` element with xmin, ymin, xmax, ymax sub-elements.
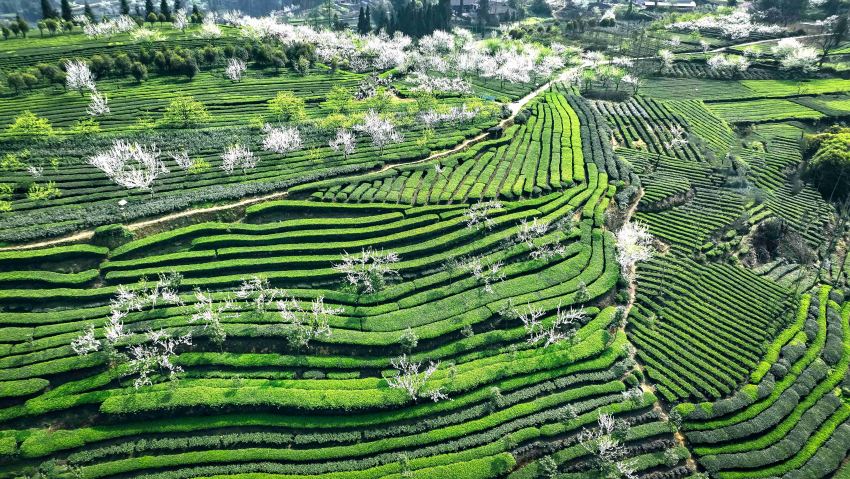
<box><xmin>1</xmin><ymin>5</ymin><xmax>850</xmax><ymax>479</ymax></box>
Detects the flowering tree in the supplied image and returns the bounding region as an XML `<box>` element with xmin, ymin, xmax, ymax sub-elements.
<box><xmin>578</xmin><ymin>413</ymin><xmax>638</xmax><ymax>479</ymax></box>
<box><xmin>225</xmin><ymin>58</ymin><xmax>247</xmax><ymax>82</ymax></box>
<box><xmin>198</xmin><ymin>15</ymin><xmax>222</xmax><ymax>39</ymax></box>
<box><xmin>65</xmin><ymin>60</ymin><xmax>96</xmax><ymax>95</ymax></box>
<box><xmin>127</xmin><ymin>330</ymin><xmax>193</xmax><ymax>389</ymax></box>
<box><xmin>772</xmin><ymin>38</ymin><xmax>819</xmax><ymax>73</ymax></box>
<box><xmin>235</xmin><ymin>276</ymin><xmax>283</xmax><ymax>314</ymax></box>
<box><xmin>616</xmin><ymin>221</ymin><xmax>655</xmax><ymax>282</ymax></box>
<box><xmin>463</xmin><ymin>200</ymin><xmax>503</xmax><ymax>230</ymax></box>
<box><xmin>262</xmin><ymin>125</ymin><xmax>302</xmax><ymax>157</ymax></box>
<box><xmin>173</xmin><ymin>9</ymin><xmax>189</xmax><ymax>31</ymax></box>
<box><xmin>663</xmin><ymin>124</ymin><xmax>689</xmax><ymax>151</ymax></box>
<box><xmin>515</xmin><ymin>302</ymin><xmax>585</xmax><ymax>347</ymax></box>
<box><xmin>88</xmin><ymin>140</ymin><xmax>169</xmax><ymax>191</ymax></box>
<box><xmin>190</xmin><ymin>289</ymin><xmax>234</xmax><ymax>347</ymax></box>
<box><xmin>515</xmin><ymin>217</ymin><xmax>567</xmax><ymax>260</ymax></box>
<box><xmin>170</xmin><ymin>151</ymin><xmax>192</xmax><ymax>170</ymax></box>
<box><xmin>707</xmin><ymin>54</ymin><xmax>750</xmax><ymax>78</ymax></box>
<box><xmin>355</xmin><ymin>110</ymin><xmax>403</xmax><ymax>156</ymax></box>
<box><xmin>72</xmin><ymin>272</ymin><xmax>189</xmax><ymax>383</ymax></box>
<box><xmin>277</xmin><ymin>295</ymin><xmax>343</xmax><ymax>349</ymax></box>
<box><xmin>408</xmin><ymin>72</ymin><xmax>473</xmax><ymax>95</ymax></box>
<box><xmin>71</xmin><ymin>324</ymin><xmax>100</xmax><ymax>355</ymax></box>
<box><xmin>220</xmin><ymin>144</ymin><xmax>257</xmax><ymax>174</ymax></box>
<box><xmin>657</xmin><ymin>49</ymin><xmax>675</xmax><ymax>74</ymax></box>
<box><xmin>329</xmin><ymin>129</ymin><xmax>356</xmax><ymax>160</ymax></box>
<box><xmin>333</xmin><ymin>247</ymin><xmax>400</xmax><ymax>294</ymax></box>
<box><xmin>665</xmin><ymin>10</ymin><xmax>783</xmax><ymax>40</ymax></box>
<box><xmin>386</xmin><ymin>354</ymin><xmax>448</xmax><ymax>402</ymax></box>
<box><xmin>87</xmin><ymin>91</ymin><xmax>110</xmax><ymax>116</ymax></box>
<box><xmin>463</xmin><ymin>256</ymin><xmax>505</xmax><ymax>294</ymax></box>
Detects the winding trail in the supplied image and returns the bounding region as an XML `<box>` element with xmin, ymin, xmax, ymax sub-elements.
<box><xmin>0</xmin><ymin>79</ymin><xmax>558</xmax><ymax>253</ymax></box>
<box><xmin>618</xmin><ymin>188</ymin><xmax>696</xmax><ymax>471</ymax></box>
<box><xmin>1</xmin><ymin>31</ymin><xmax>821</xmax><ymax>253</ymax></box>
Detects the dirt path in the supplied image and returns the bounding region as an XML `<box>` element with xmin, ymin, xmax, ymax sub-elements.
<box><xmin>378</xmin><ymin>78</ymin><xmax>558</xmax><ymax>173</ymax></box>
<box><xmin>617</xmin><ymin>188</ymin><xmax>696</xmax><ymax>470</ymax></box>
<box><xmin>1</xmin><ymin>79</ymin><xmax>560</xmax><ymax>253</ymax></box>
<box><xmin>0</xmin><ymin>191</ymin><xmax>290</xmax><ymax>252</ymax></box>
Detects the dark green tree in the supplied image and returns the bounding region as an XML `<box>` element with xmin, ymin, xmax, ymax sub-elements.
<box><xmin>145</xmin><ymin>0</ymin><xmax>157</xmax><ymax>16</ymax></box>
<box><xmin>160</xmin><ymin>0</ymin><xmax>171</xmax><ymax>20</ymax></box>
<box><xmin>357</xmin><ymin>6</ymin><xmax>366</xmax><ymax>34</ymax></box>
<box><xmin>119</xmin><ymin>0</ymin><xmax>130</xmax><ymax>14</ymax></box>
<box><xmin>478</xmin><ymin>0</ymin><xmax>491</xmax><ymax>29</ymax></box>
<box><xmin>17</xmin><ymin>15</ymin><xmax>29</xmax><ymax>37</ymax></box>
<box><xmin>41</xmin><ymin>0</ymin><xmax>58</xmax><ymax>19</ymax></box>
<box><xmin>84</xmin><ymin>2</ymin><xmax>95</xmax><ymax>21</ymax></box>
<box><xmin>174</xmin><ymin>0</ymin><xmax>183</xmax><ymax>12</ymax></box>
<box><xmin>60</xmin><ymin>0</ymin><xmax>73</xmax><ymax>21</ymax></box>
<box><xmin>365</xmin><ymin>5</ymin><xmax>371</xmax><ymax>31</ymax></box>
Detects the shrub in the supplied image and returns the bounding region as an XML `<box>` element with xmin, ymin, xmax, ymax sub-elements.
<box><xmin>162</xmin><ymin>96</ymin><xmax>210</xmax><ymax>128</ymax></box>
<box><xmin>92</xmin><ymin>224</ymin><xmax>134</xmax><ymax>249</ymax></box>
<box><xmin>4</xmin><ymin>111</ymin><xmax>54</xmax><ymax>138</ymax></box>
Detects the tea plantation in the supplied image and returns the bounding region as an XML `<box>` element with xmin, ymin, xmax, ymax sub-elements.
<box><xmin>0</xmin><ymin>2</ymin><xmax>849</xmax><ymax>479</ymax></box>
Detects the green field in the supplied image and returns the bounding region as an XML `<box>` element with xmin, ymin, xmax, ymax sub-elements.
<box><xmin>1</xmin><ymin>4</ymin><xmax>850</xmax><ymax>479</ymax></box>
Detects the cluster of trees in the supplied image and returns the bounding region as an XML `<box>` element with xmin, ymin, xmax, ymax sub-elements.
<box><xmin>376</xmin><ymin>0</ymin><xmax>452</xmax><ymax>38</ymax></box>
<box><xmin>37</xmin><ymin>0</ymin><xmax>204</xmax><ymax>25</ymax></box>
<box><xmin>806</xmin><ymin>126</ymin><xmax>850</xmax><ymax>200</ymax></box>
<box><xmin>4</xmin><ymin>36</ymin><xmax>327</xmax><ymax>95</ymax></box>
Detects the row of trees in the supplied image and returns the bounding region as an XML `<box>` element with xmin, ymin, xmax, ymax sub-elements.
<box><xmin>39</xmin><ymin>0</ymin><xmax>201</xmax><ymax>23</ymax></box>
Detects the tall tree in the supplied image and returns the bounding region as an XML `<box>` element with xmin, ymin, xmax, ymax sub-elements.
<box><xmin>478</xmin><ymin>0</ymin><xmax>491</xmax><ymax>30</ymax></box>
<box><xmin>160</xmin><ymin>0</ymin><xmax>171</xmax><ymax>20</ymax></box>
<box><xmin>365</xmin><ymin>6</ymin><xmax>371</xmax><ymax>32</ymax></box>
<box><xmin>17</xmin><ymin>14</ymin><xmax>29</xmax><ymax>37</ymax></box>
<box><xmin>357</xmin><ymin>6</ymin><xmax>365</xmax><ymax>34</ymax></box>
<box><xmin>819</xmin><ymin>15</ymin><xmax>848</xmax><ymax>66</ymax></box>
<box><xmin>146</xmin><ymin>0</ymin><xmax>157</xmax><ymax>16</ymax></box>
<box><xmin>84</xmin><ymin>1</ymin><xmax>94</xmax><ymax>20</ymax></box>
<box><xmin>120</xmin><ymin>0</ymin><xmax>130</xmax><ymax>14</ymax></box>
<box><xmin>41</xmin><ymin>0</ymin><xmax>58</xmax><ymax>19</ymax></box>
<box><xmin>60</xmin><ymin>0</ymin><xmax>72</xmax><ymax>21</ymax></box>
<box><xmin>174</xmin><ymin>0</ymin><xmax>183</xmax><ymax>12</ymax></box>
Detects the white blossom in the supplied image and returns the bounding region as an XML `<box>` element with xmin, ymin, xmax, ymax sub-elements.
<box><xmin>131</xmin><ymin>27</ymin><xmax>164</xmax><ymax>43</ymax></box>
<box><xmin>386</xmin><ymin>354</ymin><xmax>447</xmax><ymax>402</ymax></box>
<box><xmin>87</xmin><ymin>91</ymin><xmax>110</xmax><ymax>116</ymax></box>
<box><xmin>220</xmin><ymin>144</ymin><xmax>257</xmax><ymax>174</ymax></box>
<box><xmin>81</xmin><ymin>15</ymin><xmax>137</xmax><ymax>38</ymax></box>
<box><xmin>658</xmin><ymin>49</ymin><xmax>675</xmax><ymax>73</ymax></box>
<box><xmin>276</xmin><ymin>295</ymin><xmax>343</xmax><ymax>349</ymax></box>
<box><xmin>262</xmin><ymin>125</ymin><xmax>302</xmax><ymax>157</ymax></box>
<box><xmin>225</xmin><ymin>58</ymin><xmax>247</xmax><ymax>82</ymax></box>
<box><xmin>408</xmin><ymin>72</ymin><xmax>473</xmax><ymax>95</ymax></box>
<box><xmin>463</xmin><ymin>200</ymin><xmax>503</xmax><ymax>230</ymax></box>
<box><xmin>235</xmin><ymin>276</ymin><xmax>283</xmax><ymax>313</ymax></box>
<box><xmin>173</xmin><ymin>9</ymin><xmax>189</xmax><ymax>31</ymax></box>
<box><xmin>26</xmin><ymin>165</ymin><xmax>43</xmax><ymax>178</ymax></box>
<box><xmin>616</xmin><ymin>221</ymin><xmax>655</xmax><ymax>282</ymax></box>
<box><xmin>333</xmin><ymin>247</ymin><xmax>400</xmax><ymax>294</ymax></box>
<box><xmin>666</xmin><ymin>10</ymin><xmax>784</xmax><ymax>40</ymax></box>
<box><xmin>127</xmin><ymin>330</ymin><xmax>192</xmax><ymax>388</ymax></box>
<box><xmin>464</xmin><ymin>256</ymin><xmax>505</xmax><ymax>294</ymax></box>
<box><xmin>773</xmin><ymin>38</ymin><xmax>819</xmax><ymax>72</ymax></box>
<box><xmin>516</xmin><ymin>301</ymin><xmax>584</xmax><ymax>347</ymax></box>
<box><xmin>170</xmin><ymin>151</ymin><xmax>192</xmax><ymax>170</ymax></box>
<box><xmin>329</xmin><ymin>129</ymin><xmax>356</xmax><ymax>160</ymax></box>
<box><xmin>65</xmin><ymin>60</ymin><xmax>96</xmax><ymax>94</ymax></box>
<box><xmin>355</xmin><ymin>110</ymin><xmax>403</xmax><ymax>155</ymax></box>
<box><xmin>88</xmin><ymin>140</ymin><xmax>169</xmax><ymax>191</ymax></box>
<box><xmin>71</xmin><ymin>325</ymin><xmax>101</xmax><ymax>355</ymax></box>
<box><xmin>198</xmin><ymin>15</ymin><xmax>222</xmax><ymax>39</ymax></box>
